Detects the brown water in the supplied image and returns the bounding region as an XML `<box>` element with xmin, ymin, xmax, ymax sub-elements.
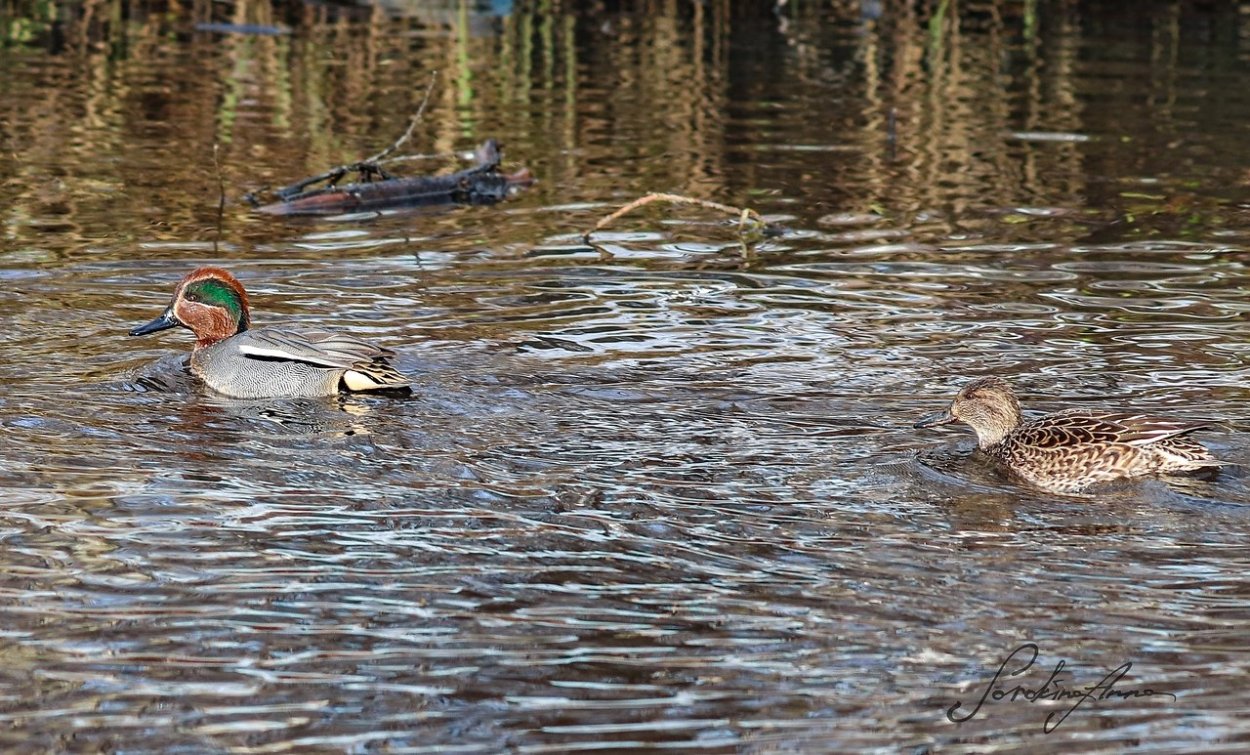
<box><xmin>2</xmin><ymin>0</ymin><xmax>1250</xmax><ymax>750</ymax></box>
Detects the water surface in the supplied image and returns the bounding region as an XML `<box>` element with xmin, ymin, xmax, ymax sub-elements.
<box><xmin>2</xmin><ymin>0</ymin><xmax>1250</xmax><ymax>751</ymax></box>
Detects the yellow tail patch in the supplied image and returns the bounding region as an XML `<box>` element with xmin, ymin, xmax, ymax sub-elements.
<box><xmin>343</xmin><ymin>370</ymin><xmax>386</xmax><ymax>391</ymax></box>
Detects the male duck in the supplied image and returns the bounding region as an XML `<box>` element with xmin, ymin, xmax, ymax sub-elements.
<box><xmin>914</xmin><ymin>376</ymin><xmax>1222</xmax><ymax>493</ymax></box>
<box><xmin>130</xmin><ymin>266</ymin><xmax>410</xmax><ymax>399</ymax></box>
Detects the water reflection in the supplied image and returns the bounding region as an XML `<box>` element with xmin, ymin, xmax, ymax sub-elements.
<box><xmin>2</xmin><ymin>0</ymin><xmax>1250</xmax><ymax>751</ymax></box>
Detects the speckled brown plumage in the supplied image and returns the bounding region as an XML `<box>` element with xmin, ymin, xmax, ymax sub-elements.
<box><xmin>915</xmin><ymin>376</ymin><xmax>1223</xmax><ymax>493</ymax></box>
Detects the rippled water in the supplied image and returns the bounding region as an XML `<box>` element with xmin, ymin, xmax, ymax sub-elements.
<box><xmin>3</xmin><ymin>0</ymin><xmax>1250</xmax><ymax>750</ymax></box>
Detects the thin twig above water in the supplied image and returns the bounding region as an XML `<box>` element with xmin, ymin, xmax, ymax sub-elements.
<box><xmin>582</xmin><ymin>192</ymin><xmax>777</xmax><ymax>243</ymax></box>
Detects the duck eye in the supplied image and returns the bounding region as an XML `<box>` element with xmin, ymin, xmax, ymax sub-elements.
<box><xmin>185</xmin><ymin>291</ymin><xmax>201</xmax><ymax>303</ymax></box>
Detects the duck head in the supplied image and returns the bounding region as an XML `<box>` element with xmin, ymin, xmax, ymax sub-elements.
<box><xmin>914</xmin><ymin>376</ymin><xmax>1024</xmax><ymax>448</ymax></box>
<box><xmin>130</xmin><ymin>266</ymin><xmax>251</xmax><ymax>348</ymax></box>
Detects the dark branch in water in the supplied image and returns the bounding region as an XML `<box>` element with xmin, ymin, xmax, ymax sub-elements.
<box><xmin>242</xmin><ymin>70</ymin><xmax>535</xmax><ymax>216</ymax></box>
<box><xmin>244</xmin><ymin>71</ymin><xmax>442</xmax><ymax>206</ymax></box>
<box><xmin>255</xmin><ymin>140</ymin><xmax>534</xmax><ymax>216</ymax></box>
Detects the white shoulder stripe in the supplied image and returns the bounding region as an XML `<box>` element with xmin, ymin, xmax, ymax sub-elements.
<box><xmin>237</xmin><ymin>341</ymin><xmax>342</xmax><ymax>367</ymax></box>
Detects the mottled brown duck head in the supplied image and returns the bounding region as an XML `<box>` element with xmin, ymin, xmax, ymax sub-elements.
<box><xmin>915</xmin><ymin>376</ymin><xmax>1024</xmax><ymax>449</ymax></box>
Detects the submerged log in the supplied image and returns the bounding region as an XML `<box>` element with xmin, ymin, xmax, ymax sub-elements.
<box><xmin>255</xmin><ymin>139</ymin><xmax>534</xmax><ymax>217</ymax></box>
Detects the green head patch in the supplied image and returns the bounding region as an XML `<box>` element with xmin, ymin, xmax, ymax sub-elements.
<box><xmin>183</xmin><ymin>279</ymin><xmax>249</xmax><ymax>332</ymax></box>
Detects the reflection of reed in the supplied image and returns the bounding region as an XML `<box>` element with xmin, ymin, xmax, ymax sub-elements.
<box><xmin>2</xmin><ymin>0</ymin><xmax>1248</xmax><ymax>244</ymax></box>
<box><xmin>858</xmin><ymin>0</ymin><xmax>1088</xmax><ymax>220</ymax></box>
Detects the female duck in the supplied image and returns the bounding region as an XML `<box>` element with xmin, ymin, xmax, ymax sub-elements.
<box><xmin>914</xmin><ymin>376</ymin><xmax>1222</xmax><ymax>493</ymax></box>
<box><xmin>130</xmin><ymin>267</ymin><xmax>409</xmax><ymax>399</ymax></box>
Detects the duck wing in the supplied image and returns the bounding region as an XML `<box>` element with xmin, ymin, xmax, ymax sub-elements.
<box><xmin>234</xmin><ymin>327</ymin><xmax>390</xmax><ymax>366</ymax></box>
<box><xmin>1013</xmin><ymin>409</ymin><xmax>1211</xmax><ymax>448</ymax></box>
<box><xmin>235</xmin><ymin>327</ymin><xmax>409</xmax><ymax>390</ymax></box>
